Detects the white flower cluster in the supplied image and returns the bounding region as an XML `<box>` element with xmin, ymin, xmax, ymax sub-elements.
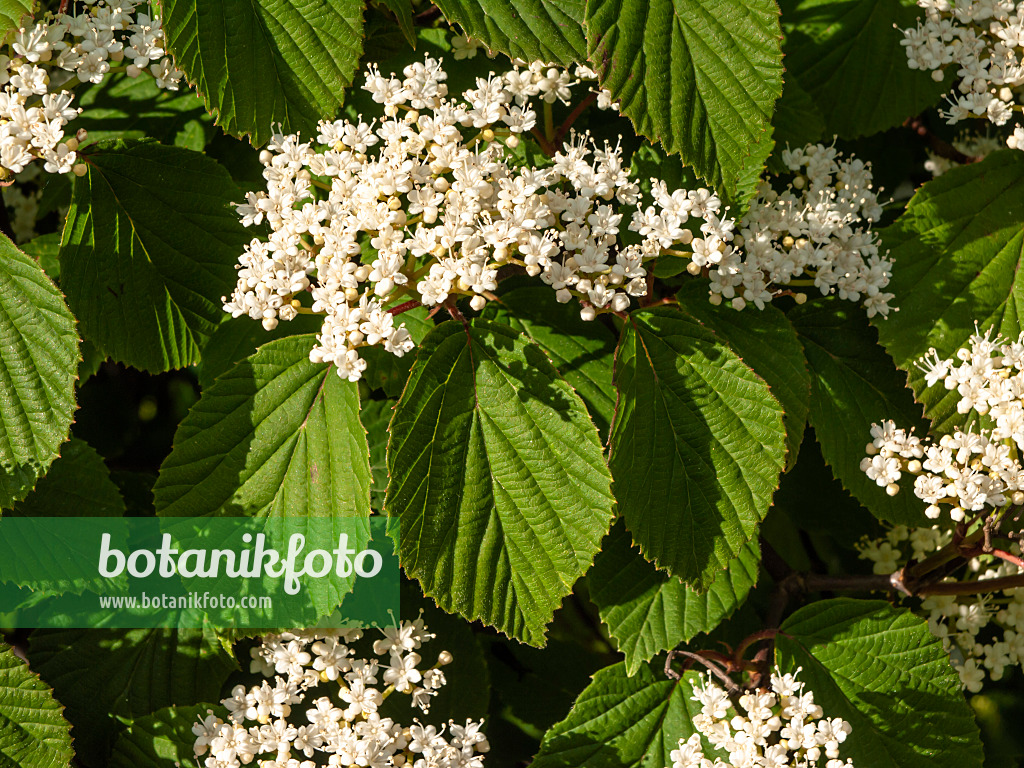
<box><xmin>859</xmin><ymin>525</ymin><xmax>1024</xmax><ymax>692</ymax></box>
<box><xmin>670</xmin><ymin>668</ymin><xmax>854</xmax><ymax>768</ymax></box>
<box><xmin>222</xmin><ymin>56</ymin><xmax>727</xmax><ymax>381</ymax></box>
<box><xmin>192</xmin><ymin>622</ymin><xmax>488</xmax><ymax>768</ymax></box>
<box><xmin>716</xmin><ymin>143</ymin><xmax>893</xmax><ymax>317</ymax></box>
<box><xmin>0</xmin><ymin>0</ymin><xmax>182</xmax><ymax>177</ymax></box>
<box><xmin>925</xmin><ymin>130</ymin><xmax>1004</xmax><ymax>174</ymax></box>
<box><xmin>901</xmin><ymin>0</ymin><xmax>1024</xmax><ymax>147</ymax></box>
<box><xmin>862</xmin><ymin>328</ymin><xmax>1024</xmax><ymax>520</ymax></box>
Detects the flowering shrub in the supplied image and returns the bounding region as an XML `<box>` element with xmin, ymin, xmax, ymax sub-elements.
<box><xmin>1</xmin><ymin>1</ymin><xmax>1023</xmax><ymax>768</ymax></box>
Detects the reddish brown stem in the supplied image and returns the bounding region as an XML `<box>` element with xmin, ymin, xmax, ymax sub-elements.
<box><xmin>530</xmin><ymin>127</ymin><xmax>557</xmax><ymax>158</ymax></box>
<box><xmin>387</xmin><ymin>299</ymin><xmax>421</xmax><ymax>316</ymax></box>
<box><xmin>553</xmin><ymin>91</ymin><xmax>597</xmax><ymax>147</ymax></box>
<box><xmin>904</xmin><ymin>116</ymin><xmax>975</xmax><ymax>165</ymax></box>
<box><xmin>991</xmin><ymin>549</ymin><xmax>1024</xmax><ymax>570</ymax></box>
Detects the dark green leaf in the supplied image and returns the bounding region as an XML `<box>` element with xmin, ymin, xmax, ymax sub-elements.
<box><xmin>609</xmin><ymin>307</ymin><xmax>786</xmax><ymax>589</ymax></box>
<box><xmin>29</xmin><ymin>628</ymin><xmax>235</xmax><ymax>765</ymax></box>
<box><xmin>484</xmin><ymin>282</ymin><xmax>617</xmax><ymax>438</ymax></box>
<box><xmin>586</xmin><ymin>0</ymin><xmax>783</xmax><ymax>200</ymax></box>
<box><xmin>780</xmin><ymin>0</ymin><xmax>951</xmax><ymax>137</ymax></box>
<box><xmin>162</xmin><ymin>0</ymin><xmax>366</xmax><ymax>146</ymax></box>
<box><xmin>59</xmin><ymin>139</ymin><xmax>248</xmax><ymax>372</ymax></box>
<box><xmin>0</xmin><ymin>233</ymin><xmax>78</xmax><ymax>508</ymax></box>
<box><xmin>155</xmin><ymin>335</ymin><xmax>371</xmax><ymax>519</ymax></box>
<box><xmin>677</xmin><ymin>282</ymin><xmax>811</xmax><ymax>468</ymax></box>
<box><xmin>109</xmin><ymin>704</ymin><xmax>210</xmax><ymax>768</ymax></box>
<box><xmin>531</xmin><ymin>663</ymin><xmax>703</xmax><ymax>768</ymax></box>
<box><xmin>10</xmin><ymin>438</ymin><xmax>124</xmax><ymax>517</ymax></box>
<box><xmin>436</xmin><ymin>0</ymin><xmax>586</xmax><ymax>64</ymax></box>
<box><xmin>386</xmin><ymin>319</ymin><xmax>614</xmax><ymax>645</ymax></box>
<box><xmin>876</xmin><ymin>150</ymin><xmax>1024</xmax><ymax>431</ymax></box>
<box><xmin>777</xmin><ymin>599</ymin><xmax>984</xmax><ymax>768</ymax></box>
<box><xmin>791</xmin><ymin>299</ymin><xmax>931</xmax><ymax>525</ymax></box>
<box><xmin>590</xmin><ymin>520</ymin><xmax>759</xmax><ymax>674</ymax></box>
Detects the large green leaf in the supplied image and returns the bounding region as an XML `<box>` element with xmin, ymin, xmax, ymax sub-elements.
<box><xmin>585</xmin><ymin>0</ymin><xmax>783</xmax><ymax>200</ymax></box>
<box><xmin>197</xmin><ymin>314</ymin><xmax>324</xmax><ymax>390</ymax></box>
<box><xmin>677</xmin><ymin>283</ymin><xmax>810</xmax><ymax>468</ymax></box>
<box><xmin>777</xmin><ymin>599</ymin><xmax>984</xmax><ymax>768</ymax></box>
<box><xmin>590</xmin><ymin>520</ymin><xmax>759</xmax><ymax>675</ymax></box>
<box><xmin>767</xmin><ymin>74</ymin><xmax>826</xmax><ymax>173</ymax></box>
<box><xmin>530</xmin><ymin>663</ymin><xmax>703</xmax><ymax>768</ymax></box>
<box><xmin>0</xmin><ymin>233</ymin><xmax>78</xmax><ymax>509</ymax></box>
<box><xmin>59</xmin><ymin>139</ymin><xmax>248</xmax><ymax>373</ymax></box>
<box><xmin>385</xmin><ymin>319</ymin><xmax>614</xmax><ymax>646</ymax></box>
<box><xmin>10</xmin><ymin>438</ymin><xmax>124</xmax><ymax>517</ymax></box>
<box><xmin>0</xmin><ymin>642</ymin><xmax>72</xmax><ymax>768</ymax></box>
<box><xmin>609</xmin><ymin>307</ymin><xmax>786</xmax><ymax>589</ymax></box>
<box><xmin>876</xmin><ymin>150</ymin><xmax>1024</xmax><ymax>431</ymax></box>
<box><xmin>435</xmin><ymin>0</ymin><xmax>586</xmax><ymax>64</ymax></box>
<box><xmin>484</xmin><ymin>282</ymin><xmax>617</xmax><ymax>439</ymax></box>
<box><xmin>791</xmin><ymin>300</ymin><xmax>931</xmax><ymax>526</ymax></box>
<box><xmin>29</xmin><ymin>629</ymin><xmax>235</xmax><ymax>765</ymax></box>
<box><xmin>781</xmin><ymin>0</ymin><xmax>951</xmax><ymax>138</ymax></box>
<box><xmin>109</xmin><ymin>704</ymin><xmax>210</xmax><ymax>768</ymax></box>
<box><xmin>162</xmin><ymin>0</ymin><xmax>365</xmax><ymax>146</ymax></box>
<box><xmin>154</xmin><ymin>335</ymin><xmax>371</xmax><ymax>518</ymax></box>
<box><xmin>0</xmin><ymin>1</ymin><xmax>32</xmax><ymax>41</ymax></box>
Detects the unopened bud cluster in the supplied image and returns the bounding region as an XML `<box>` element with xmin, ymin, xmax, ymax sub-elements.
<box><xmin>862</xmin><ymin>327</ymin><xmax>1024</xmax><ymax>520</ymax></box>
<box><xmin>193</xmin><ymin>621</ymin><xmax>488</xmax><ymax>768</ymax></box>
<box><xmin>901</xmin><ymin>0</ymin><xmax>1024</xmax><ymax>148</ymax></box>
<box><xmin>0</xmin><ymin>0</ymin><xmax>181</xmax><ymax>177</ymax></box>
<box><xmin>670</xmin><ymin>668</ymin><xmax>854</xmax><ymax>768</ymax></box>
<box><xmin>719</xmin><ymin>143</ymin><xmax>893</xmax><ymax>317</ymax></box>
<box><xmin>859</xmin><ymin>525</ymin><xmax>1024</xmax><ymax>692</ymax></box>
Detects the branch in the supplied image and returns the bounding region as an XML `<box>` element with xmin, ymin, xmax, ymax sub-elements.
<box><xmin>904</xmin><ymin>116</ymin><xmax>975</xmax><ymax>165</ymax></box>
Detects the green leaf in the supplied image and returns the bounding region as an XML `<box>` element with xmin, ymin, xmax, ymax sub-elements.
<box><xmin>791</xmin><ymin>299</ymin><xmax>931</xmax><ymax>525</ymax></box>
<box><xmin>777</xmin><ymin>599</ymin><xmax>984</xmax><ymax>768</ymax></box>
<box><xmin>29</xmin><ymin>628</ymin><xmax>235</xmax><ymax>765</ymax></box>
<box><xmin>589</xmin><ymin>520</ymin><xmax>759</xmax><ymax>675</ymax></box>
<box><xmin>155</xmin><ymin>334</ymin><xmax>371</xmax><ymax>518</ymax></box>
<box><xmin>74</xmin><ymin>73</ymin><xmax>212</xmax><ymax>148</ymax></box>
<box><xmin>59</xmin><ymin>139</ymin><xmax>248</xmax><ymax>373</ymax></box>
<box><xmin>0</xmin><ymin>641</ymin><xmax>73</xmax><ymax>768</ymax></box>
<box><xmin>109</xmin><ymin>703</ymin><xmax>210</xmax><ymax>768</ymax></box>
<box><xmin>531</xmin><ymin>662</ymin><xmax>703</xmax><ymax>768</ymax></box>
<box><xmin>378</xmin><ymin>0</ymin><xmax>416</xmax><ymax>46</ymax></box>
<box><xmin>435</xmin><ymin>0</ymin><xmax>586</xmax><ymax>64</ymax></box>
<box><xmin>780</xmin><ymin>0</ymin><xmax>951</xmax><ymax>137</ymax></box>
<box><xmin>197</xmin><ymin>314</ymin><xmax>324</xmax><ymax>390</ymax></box>
<box><xmin>0</xmin><ymin>1</ymin><xmax>32</xmax><ymax>42</ymax></box>
<box><xmin>0</xmin><ymin>233</ymin><xmax>78</xmax><ymax>509</ymax></box>
<box><xmin>876</xmin><ymin>150</ymin><xmax>1024</xmax><ymax>431</ymax></box>
<box><xmin>677</xmin><ymin>282</ymin><xmax>811</xmax><ymax>468</ymax></box>
<box><xmin>10</xmin><ymin>438</ymin><xmax>124</xmax><ymax>517</ymax></box>
<box><xmin>609</xmin><ymin>307</ymin><xmax>786</xmax><ymax>589</ymax></box>
<box><xmin>585</xmin><ymin>0</ymin><xmax>783</xmax><ymax>200</ymax></box>
<box><xmin>484</xmin><ymin>282</ymin><xmax>617</xmax><ymax>439</ymax></box>
<box><xmin>162</xmin><ymin>0</ymin><xmax>366</xmax><ymax>146</ymax></box>
<box><xmin>386</xmin><ymin>319</ymin><xmax>614</xmax><ymax>646</ymax></box>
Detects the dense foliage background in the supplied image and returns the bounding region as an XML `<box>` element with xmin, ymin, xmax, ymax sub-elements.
<box><xmin>0</xmin><ymin>0</ymin><xmax>1023</xmax><ymax>766</ymax></box>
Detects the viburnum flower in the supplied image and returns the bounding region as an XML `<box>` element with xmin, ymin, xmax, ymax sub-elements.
<box><xmin>193</xmin><ymin>621</ymin><xmax>487</xmax><ymax>768</ymax></box>
<box><xmin>224</xmin><ymin>45</ymin><xmax>895</xmax><ymax>383</ymax></box>
<box><xmin>669</xmin><ymin>668</ymin><xmax>855</xmax><ymax>768</ymax></box>
<box><xmin>901</xmin><ymin>0</ymin><xmax>1024</xmax><ymax>149</ymax></box>
<box><xmin>0</xmin><ymin>0</ymin><xmax>182</xmax><ymax>178</ymax></box>
<box><xmin>715</xmin><ymin>143</ymin><xmax>893</xmax><ymax>317</ymax></box>
<box><xmin>862</xmin><ymin>327</ymin><xmax>1024</xmax><ymax>521</ymax></box>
